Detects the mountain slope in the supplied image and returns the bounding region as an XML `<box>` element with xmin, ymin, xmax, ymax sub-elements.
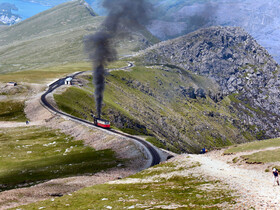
<box><xmin>54</xmin><ymin>28</ymin><xmax>279</xmax><ymax>153</ymax></box>
<box><xmin>76</xmin><ymin>0</ymin><xmax>280</xmax><ymax>63</ymax></box>
<box><xmin>49</xmin><ymin>26</ymin><xmax>280</xmax><ymax>153</ymax></box>
<box><xmin>0</xmin><ymin>0</ymin><xmax>97</xmax><ymax>44</ymax></box>
<box><xmin>0</xmin><ymin>0</ymin><xmax>158</xmax><ymax>73</ymax></box>
<box><xmin>137</xmin><ymin>26</ymin><xmax>280</xmax><ymax>140</ymax></box>
<box><xmin>146</xmin><ymin>0</ymin><xmax>280</xmax><ymax>63</ymax></box>
<box><xmin>4</xmin><ymin>0</ymin><xmax>280</xmax><ymax>63</ymax></box>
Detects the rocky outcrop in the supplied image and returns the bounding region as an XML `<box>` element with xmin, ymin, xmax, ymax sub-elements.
<box><xmin>107</xmin><ymin>108</ymin><xmax>150</xmax><ymax>136</ymax></box>
<box><xmin>0</xmin><ymin>14</ymin><xmax>21</xmax><ymax>25</ymax></box>
<box><xmin>0</xmin><ymin>3</ymin><xmax>21</xmax><ymax>25</ymax></box>
<box><xmin>137</xmin><ymin>26</ymin><xmax>280</xmax><ymax>138</ymax></box>
<box><xmin>146</xmin><ymin>0</ymin><xmax>280</xmax><ymax>63</ymax></box>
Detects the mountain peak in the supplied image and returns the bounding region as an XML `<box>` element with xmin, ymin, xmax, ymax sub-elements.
<box><xmin>0</xmin><ymin>3</ymin><xmax>22</xmax><ymax>25</ymax></box>
<box><xmin>72</xmin><ymin>0</ymin><xmax>97</xmax><ymax>16</ymax></box>
<box><xmin>0</xmin><ymin>0</ymin><xmax>98</xmax><ymax>45</ymax></box>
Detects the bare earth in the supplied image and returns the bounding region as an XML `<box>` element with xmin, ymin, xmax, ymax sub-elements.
<box><xmin>189</xmin><ymin>149</ymin><xmax>280</xmax><ymax>209</ymax></box>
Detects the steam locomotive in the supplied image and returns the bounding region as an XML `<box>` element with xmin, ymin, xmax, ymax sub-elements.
<box><xmin>92</xmin><ymin>115</ymin><xmax>111</xmax><ymax>128</ymax></box>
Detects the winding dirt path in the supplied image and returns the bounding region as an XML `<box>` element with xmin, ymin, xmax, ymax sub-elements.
<box><xmin>189</xmin><ymin>149</ymin><xmax>280</xmax><ymax>209</ymax></box>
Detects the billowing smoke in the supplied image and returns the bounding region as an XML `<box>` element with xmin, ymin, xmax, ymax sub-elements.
<box><xmin>148</xmin><ymin>1</ymin><xmax>219</xmax><ymax>40</ymax></box>
<box><xmin>187</xmin><ymin>2</ymin><xmax>218</xmax><ymax>31</ymax></box>
<box><xmin>173</xmin><ymin>1</ymin><xmax>219</xmax><ymax>37</ymax></box>
<box><xmin>85</xmin><ymin>0</ymin><xmax>152</xmax><ymax>118</ymax></box>
<box><xmin>84</xmin><ymin>32</ymin><xmax>116</xmax><ymax>118</ymax></box>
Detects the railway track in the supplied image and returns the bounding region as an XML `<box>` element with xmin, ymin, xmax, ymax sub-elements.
<box><xmin>41</xmin><ymin>71</ymin><xmax>161</xmax><ymax>167</ymax></box>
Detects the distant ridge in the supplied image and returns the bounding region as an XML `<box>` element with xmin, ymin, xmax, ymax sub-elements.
<box><xmin>0</xmin><ymin>0</ymin><xmax>157</xmax><ymax>73</ymax></box>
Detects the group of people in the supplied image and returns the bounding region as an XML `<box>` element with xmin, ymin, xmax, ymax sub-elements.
<box><xmin>200</xmin><ymin>147</ymin><xmax>208</xmax><ymax>154</ymax></box>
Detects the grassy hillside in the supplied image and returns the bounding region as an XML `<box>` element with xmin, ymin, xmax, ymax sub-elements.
<box><xmin>0</xmin><ymin>126</ymin><xmax>120</xmax><ymax>191</ymax></box>
<box><xmin>53</xmin><ymin>62</ymin><xmax>256</xmax><ymax>153</ymax></box>
<box><xmin>16</xmin><ymin>156</ymin><xmax>236</xmax><ymax>209</ymax></box>
<box><xmin>224</xmin><ymin>137</ymin><xmax>280</xmax><ymax>167</ymax></box>
<box><xmin>0</xmin><ymin>0</ymin><xmax>158</xmax><ymax>74</ymax></box>
<box><xmin>225</xmin><ymin>138</ymin><xmax>280</xmax><ymax>154</ymax></box>
<box><xmin>220</xmin><ymin>137</ymin><xmax>280</xmax><ymax>176</ymax></box>
<box><xmin>0</xmin><ymin>62</ymin><xmax>91</xmax><ymax>84</ymax></box>
<box><xmin>0</xmin><ymin>100</ymin><xmax>27</xmax><ymax>122</ymax></box>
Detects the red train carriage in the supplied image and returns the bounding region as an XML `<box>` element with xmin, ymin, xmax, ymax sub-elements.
<box><xmin>93</xmin><ymin>116</ymin><xmax>110</xmax><ymax>128</ymax></box>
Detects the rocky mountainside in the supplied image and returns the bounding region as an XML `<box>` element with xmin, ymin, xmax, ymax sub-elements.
<box><xmin>0</xmin><ymin>0</ymin><xmax>157</xmax><ymax>73</ymax></box>
<box><xmin>0</xmin><ymin>3</ymin><xmax>21</xmax><ymax>25</ymax></box>
<box><xmin>146</xmin><ymin>0</ymin><xmax>280</xmax><ymax>63</ymax></box>
<box><xmin>135</xmin><ymin>26</ymin><xmax>280</xmax><ymax>144</ymax></box>
<box><xmin>79</xmin><ymin>0</ymin><xmax>280</xmax><ymax>64</ymax></box>
<box><xmin>53</xmin><ymin>26</ymin><xmax>279</xmax><ymax>153</ymax></box>
<box><xmin>4</xmin><ymin>0</ymin><xmax>280</xmax><ymax>63</ymax></box>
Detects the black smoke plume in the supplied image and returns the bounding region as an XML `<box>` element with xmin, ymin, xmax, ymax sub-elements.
<box><xmin>85</xmin><ymin>0</ymin><xmax>152</xmax><ymax>118</ymax></box>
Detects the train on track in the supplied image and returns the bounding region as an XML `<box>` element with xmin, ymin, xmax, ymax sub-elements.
<box><xmin>92</xmin><ymin>115</ymin><xmax>111</xmax><ymax>128</ymax></box>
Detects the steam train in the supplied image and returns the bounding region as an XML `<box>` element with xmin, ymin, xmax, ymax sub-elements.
<box><xmin>92</xmin><ymin>115</ymin><xmax>111</xmax><ymax>128</ymax></box>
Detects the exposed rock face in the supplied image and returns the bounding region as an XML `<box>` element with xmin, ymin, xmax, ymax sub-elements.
<box><xmin>138</xmin><ymin>26</ymin><xmax>280</xmax><ymax>138</ymax></box>
<box><xmin>147</xmin><ymin>0</ymin><xmax>280</xmax><ymax>63</ymax></box>
<box><xmin>0</xmin><ymin>3</ymin><xmax>21</xmax><ymax>25</ymax></box>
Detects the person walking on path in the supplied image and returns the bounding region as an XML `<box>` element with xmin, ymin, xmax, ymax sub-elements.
<box><xmin>273</xmin><ymin>168</ymin><xmax>279</xmax><ymax>186</ymax></box>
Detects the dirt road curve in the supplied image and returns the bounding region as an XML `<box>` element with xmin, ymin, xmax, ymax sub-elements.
<box><xmin>189</xmin><ymin>150</ymin><xmax>280</xmax><ymax>209</ymax></box>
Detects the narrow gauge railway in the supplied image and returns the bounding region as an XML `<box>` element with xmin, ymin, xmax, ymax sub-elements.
<box><xmin>41</xmin><ymin>72</ymin><xmax>161</xmax><ymax>167</ymax></box>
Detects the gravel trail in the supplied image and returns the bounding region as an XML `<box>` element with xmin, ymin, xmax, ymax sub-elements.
<box><xmin>189</xmin><ymin>151</ymin><xmax>280</xmax><ymax>209</ymax></box>
<box><xmin>0</xmin><ymin>121</ymin><xmax>40</xmax><ymax>128</ymax></box>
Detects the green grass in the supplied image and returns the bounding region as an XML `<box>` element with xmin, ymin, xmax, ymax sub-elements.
<box><xmin>232</xmin><ymin>157</ymin><xmax>239</xmax><ymax>163</ymax></box>
<box><xmin>0</xmin><ymin>100</ymin><xmax>28</xmax><ymax>122</ymax></box>
<box><xmin>54</xmin><ymin>84</ymin><xmax>151</xmax><ymax>136</ymax></box>
<box><xmin>228</xmin><ymin>93</ymin><xmax>241</xmax><ymax>104</ymax></box>
<box><xmin>224</xmin><ymin>138</ymin><xmax>280</xmax><ymax>154</ymax></box>
<box><xmin>54</xmin><ymin>86</ymin><xmax>95</xmax><ymax>121</ymax></box>
<box><xmin>52</xmin><ymin>63</ymin><xmax>257</xmax><ymax>153</ymax></box>
<box><xmin>0</xmin><ymin>126</ymin><xmax>120</xmax><ymax>191</ymax></box>
<box><xmin>146</xmin><ymin>137</ymin><xmax>168</xmax><ymax>150</ymax></box>
<box><xmin>0</xmin><ymin>62</ymin><xmax>92</xmax><ymax>84</ymax></box>
<box><xmin>242</xmin><ymin>148</ymin><xmax>280</xmax><ymax>163</ymax></box>
<box><xmin>16</xmin><ymin>158</ymin><xmax>236</xmax><ymax>209</ymax></box>
<box><xmin>106</xmin><ymin>60</ymin><xmax>131</xmax><ymax>69</ymax></box>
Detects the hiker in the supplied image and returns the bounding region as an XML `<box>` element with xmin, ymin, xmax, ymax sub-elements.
<box><xmin>200</xmin><ymin>148</ymin><xmax>208</xmax><ymax>154</ymax></box>
<box><xmin>273</xmin><ymin>168</ymin><xmax>279</xmax><ymax>186</ymax></box>
<box><xmin>25</xmin><ymin>120</ymin><xmax>29</xmax><ymax>125</ymax></box>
